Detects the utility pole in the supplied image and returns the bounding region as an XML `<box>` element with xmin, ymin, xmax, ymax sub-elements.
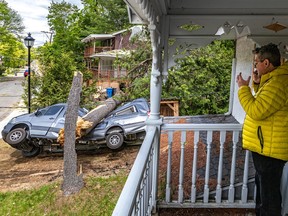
<box><xmin>41</xmin><ymin>31</ymin><xmax>54</xmax><ymax>43</ymax></box>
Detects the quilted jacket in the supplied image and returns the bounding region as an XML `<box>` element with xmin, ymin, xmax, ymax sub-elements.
<box><xmin>238</xmin><ymin>62</ymin><xmax>288</xmax><ymax>161</ymax></box>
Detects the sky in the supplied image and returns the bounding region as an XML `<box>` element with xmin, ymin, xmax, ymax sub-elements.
<box><xmin>6</xmin><ymin>0</ymin><xmax>83</xmax><ymax>47</ymax></box>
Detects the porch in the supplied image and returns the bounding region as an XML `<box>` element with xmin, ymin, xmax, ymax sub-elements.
<box><xmin>113</xmin><ymin>116</ymin><xmax>257</xmax><ymax>215</ymax></box>
<box><xmin>112</xmin><ymin>0</ymin><xmax>288</xmax><ymax>215</ymax></box>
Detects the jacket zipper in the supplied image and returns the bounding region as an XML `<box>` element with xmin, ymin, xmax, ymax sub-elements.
<box><xmin>257</xmin><ymin>126</ymin><xmax>264</xmax><ymax>153</ymax></box>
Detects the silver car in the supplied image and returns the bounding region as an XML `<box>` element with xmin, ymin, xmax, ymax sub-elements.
<box><xmin>1</xmin><ymin>98</ymin><xmax>149</xmax><ymax>157</ymax></box>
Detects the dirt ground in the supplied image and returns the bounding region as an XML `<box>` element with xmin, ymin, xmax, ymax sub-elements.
<box><xmin>0</xmin><ymin>128</ymin><xmax>255</xmax><ymax>215</ymax></box>
<box><xmin>0</xmin><ymin>139</ymin><xmax>140</xmax><ymax>193</ymax></box>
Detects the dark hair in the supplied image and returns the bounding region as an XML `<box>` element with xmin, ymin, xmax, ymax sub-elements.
<box><xmin>253</xmin><ymin>43</ymin><xmax>281</xmax><ymax>67</ymax></box>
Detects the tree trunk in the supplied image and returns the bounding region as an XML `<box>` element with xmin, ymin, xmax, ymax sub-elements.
<box><xmin>58</xmin><ymin>97</ymin><xmax>121</xmax><ymax>144</ymax></box>
<box><xmin>78</xmin><ymin>97</ymin><xmax>121</xmax><ymax>136</ymax></box>
<box><xmin>62</xmin><ymin>71</ymin><xmax>84</xmax><ymax>196</ymax></box>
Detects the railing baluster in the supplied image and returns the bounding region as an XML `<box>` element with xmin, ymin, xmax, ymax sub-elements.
<box><xmin>241</xmin><ymin>150</ymin><xmax>250</xmax><ymax>203</ymax></box>
<box><xmin>113</xmin><ymin>123</ymin><xmax>256</xmax><ymax>215</ymax></box>
<box><xmin>216</xmin><ymin>130</ymin><xmax>226</xmax><ymax>203</ymax></box>
<box><xmin>204</xmin><ymin>130</ymin><xmax>213</xmax><ymax>203</ymax></box>
<box><xmin>144</xmin><ymin>168</ymin><xmax>148</xmax><ymax>215</ymax></box>
<box><xmin>191</xmin><ymin>131</ymin><xmax>199</xmax><ymax>203</ymax></box>
<box><xmin>152</xmin><ymin>129</ymin><xmax>159</xmax><ymax>213</ymax></box>
<box><xmin>178</xmin><ymin>131</ymin><xmax>186</xmax><ymax>203</ymax></box>
<box><xmin>228</xmin><ymin>131</ymin><xmax>239</xmax><ymax>203</ymax></box>
<box><xmin>165</xmin><ymin>131</ymin><xmax>173</xmax><ymax>202</ymax></box>
<box><xmin>139</xmin><ymin>182</ymin><xmax>143</xmax><ymax>216</ymax></box>
<box><xmin>149</xmin><ymin>150</ymin><xmax>153</xmax><ymax>211</ymax></box>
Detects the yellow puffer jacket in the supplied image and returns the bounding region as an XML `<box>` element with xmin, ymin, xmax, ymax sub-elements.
<box><xmin>238</xmin><ymin>62</ymin><xmax>288</xmax><ymax>161</ymax></box>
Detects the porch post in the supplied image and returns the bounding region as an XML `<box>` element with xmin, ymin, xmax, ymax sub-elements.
<box><xmin>148</xmin><ymin>24</ymin><xmax>162</xmax><ymax>121</ymax></box>
<box><xmin>147</xmin><ymin>23</ymin><xmax>163</xmax><ymax>214</ymax></box>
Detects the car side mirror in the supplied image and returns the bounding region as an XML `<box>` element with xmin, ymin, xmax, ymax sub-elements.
<box><xmin>35</xmin><ymin>109</ymin><xmax>40</xmax><ymax>116</ymax></box>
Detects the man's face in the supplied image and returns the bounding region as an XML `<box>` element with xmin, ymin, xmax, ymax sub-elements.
<box><xmin>254</xmin><ymin>54</ymin><xmax>270</xmax><ymax>77</ymax></box>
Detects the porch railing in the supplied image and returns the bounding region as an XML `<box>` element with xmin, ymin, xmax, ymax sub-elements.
<box><xmin>113</xmin><ymin>122</ymin><xmax>256</xmax><ymax>216</ymax></box>
<box><xmin>113</xmin><ymin>126</ymin><xmax>160</xmax><ymax>216</ymax></box>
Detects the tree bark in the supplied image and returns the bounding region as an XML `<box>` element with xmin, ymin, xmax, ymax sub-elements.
<box><xmin>58</xmin><ymin>97</ymin><xmax>121</xmax><ymax>144</ymax></box>
<box><xmin>62</xmin><ymin>71</ymin><xmax>84</xmax><ymax>196</ymax></box>
<box><xmin>79</xmin><ymin>97</ymin><xmax>121</xmax><ymax>135</ymax></box>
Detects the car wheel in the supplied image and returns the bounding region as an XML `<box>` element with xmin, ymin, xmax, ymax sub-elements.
<box><xmin>22</xmin><ymin>146</ymin><xmax>41</xmax><ymax>157</ymax></box>
<box><xmin>6</xmin><ymin>128</ymin><xmax>27</xmax><ymax>145</ymax></box>
<box><xmin>106</xmin><ymin>132</ymin><xmax>124</xmax><ymax>150</ymax></box>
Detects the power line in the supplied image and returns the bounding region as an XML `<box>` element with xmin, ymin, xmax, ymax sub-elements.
<box><xmin>41</xmin><ymin>31</ymin><xmax>54</xmax><ymax>43</ymax></box>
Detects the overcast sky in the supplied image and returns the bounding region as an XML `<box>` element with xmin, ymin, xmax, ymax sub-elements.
<box><xmin>6</xmin><ymin>0</ymin><xmax>83</xmax><ymax>47</ymax></box>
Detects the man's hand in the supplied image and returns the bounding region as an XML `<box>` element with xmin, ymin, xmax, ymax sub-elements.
<box><xmin>253</xmin><ymin>69</ymin><xmax>261</xmax><ymax>84</ymax></box>
<box><xmin>236</xmin><ymin>72</ymin><xmax>251</xmax><ymax>88</ymax></box>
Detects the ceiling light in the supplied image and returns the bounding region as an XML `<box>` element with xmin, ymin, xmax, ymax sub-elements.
<box><xmin>263</xmin><ymin>18</ymin><xmax>287</xmax><ymax>32</ymax></box>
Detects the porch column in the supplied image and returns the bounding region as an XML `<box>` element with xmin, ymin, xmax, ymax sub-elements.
<box><xmin>147</xmin><ymin>23</ymin><xmax>163</xmax><ymax>215</ymax></box>
<box><xmin>148</xmin><ymin>24</ymin><xmax>162</xmax><ymax>122</ymax></box>
<box><xmin>232</xmin><ymin>37</ymin><xmax>255</xmax><ymax>123</ymax></box>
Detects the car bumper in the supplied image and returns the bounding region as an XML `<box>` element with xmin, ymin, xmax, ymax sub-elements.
<box><xmin>1</xmin><ymin>130</ymin><xmax>8</xmax><ymax>141</ymax></box>
<box><xmin>1</xmin><ymin>123</ymin><xmax>14</xmax><ymax>142</ymax></box>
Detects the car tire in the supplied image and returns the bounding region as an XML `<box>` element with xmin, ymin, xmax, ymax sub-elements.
<box><xmin>22</xmin><ymin>146</ymin><xmax>41</xmax><ymax>157</ymax></box>
<box><xmin>6</xmin><ymin>128</ymin><xmax>27</xmax><ymax>145</ymax></box>
<box><xmin>106</xmin><ymin>132</ymin><xmax>124</xmax><ymax>150</ymax></box>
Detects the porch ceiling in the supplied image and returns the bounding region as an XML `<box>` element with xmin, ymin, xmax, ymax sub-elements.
<box><xmin>125</xmin><ymin>0</ymin><xmax>288</xmax><ymax>54</ymax></box>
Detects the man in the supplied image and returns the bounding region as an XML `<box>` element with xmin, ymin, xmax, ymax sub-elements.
<box><xmin>236</xmin><ymin>43</ymin><xmax>288</xmax><ymax>216</ymax></box>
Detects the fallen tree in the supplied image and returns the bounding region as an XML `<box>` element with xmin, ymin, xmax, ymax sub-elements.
<box><xmin>58</xmin><ymin>95</ymin><xmax>121</xmax><ymax>145</ymax></box>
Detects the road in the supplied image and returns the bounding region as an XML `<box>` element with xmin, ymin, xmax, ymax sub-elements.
<box><xmin>0</xmin><ymin>70</ymin><xmax>27</xmax><ymax>138</ymax></box>
<box><xmin>0</xmin><ymin>70</ymin><xmax>26</xmax><ymax>120</ymax></box>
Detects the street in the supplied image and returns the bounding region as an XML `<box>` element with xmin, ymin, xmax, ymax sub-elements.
<box><xmin>0</xmin><ymin>70</ymin><xmax>26</xmax><ymax>120</ymax></box>
<box><xmin>0</xmin><ymin>70</ymin><xmax>27</xmax><ymax>138</ymax></box>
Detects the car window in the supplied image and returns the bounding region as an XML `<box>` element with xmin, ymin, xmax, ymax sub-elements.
<box><xmin>36</xmin><ymin>107</ymin><xmax>48</xmax><ymax>116</ymax></box>
<box><xmin>78</xmin><ymin>108</ymin><xmax>89</xmax><ymax>117</ymax></box>
<box><xmin>43</xmin><ymin>105</ymin><xmax>63</xmax><ymax>116</ymax></box>
<box><xmin>115</xmin><ymin>106</ymin><xmax>136</xmax><ymax>116</ymax></box>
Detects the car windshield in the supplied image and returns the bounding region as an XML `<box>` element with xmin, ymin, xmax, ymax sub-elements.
<box><xmin>78</xmin><ymin>108</ymin><xmax>89</xmax><ymax>117</ymax></box>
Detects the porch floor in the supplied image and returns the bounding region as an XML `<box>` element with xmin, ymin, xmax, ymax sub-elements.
<box><xmin>158</xmin><ymin>207</ymin><xmax>256</xmax><ymax>215</ymax></box>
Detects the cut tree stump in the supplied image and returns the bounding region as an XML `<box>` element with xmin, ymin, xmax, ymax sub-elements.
<box><xmin>61</xmin><ymin>71</ymin><xmax>84</xmax><ymax>196</ymax></box>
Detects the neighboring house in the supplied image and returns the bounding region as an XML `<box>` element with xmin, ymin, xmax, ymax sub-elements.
<box><xmin>81</xmin><ymin>26</ymin><xmax>143</xmax><ymax>93</ymax></box>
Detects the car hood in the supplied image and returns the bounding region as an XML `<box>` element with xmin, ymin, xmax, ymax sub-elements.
<box><xmin>9</xmin><ymin>113</ymin><xmax>34</xmax><ymax>123</ymax></box>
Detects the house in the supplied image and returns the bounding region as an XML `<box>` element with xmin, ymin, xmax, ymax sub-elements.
<box><xmin>81</xmin><ymin>26</ymin><xmax>143</xmax><ymax>93</ymax></box>
<box><xmin>111</xmin><ymin>0</ymin><xmax>288</xmax><ymax>215</ymax></box>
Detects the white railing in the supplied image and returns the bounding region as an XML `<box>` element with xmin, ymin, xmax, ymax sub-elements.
<box><xmin>113</xmin><ymin>123</ymin><xmax>256</xmax><ymax>216</ymax></box>
<box><xmin>113</xmin><ymin>126</ymin><xmax>160</xmax><ymax>216</ymax></box>
<box><xmin>159</xmin><ymin>123</ymin><xmax>255</xmax><ymax>209</ymax></box>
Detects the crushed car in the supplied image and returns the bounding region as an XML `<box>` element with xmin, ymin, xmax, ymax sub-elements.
<box><xmin>1</xmin><ymin>98</ymin><xmax>149</xmax><ymax>157</ymax></box>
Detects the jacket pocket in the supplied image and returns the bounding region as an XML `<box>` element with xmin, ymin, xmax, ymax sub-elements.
<box><xmin>257</xmin><ymin>126</ymin><xmax>264</xmax><ymax>153</ymax></box>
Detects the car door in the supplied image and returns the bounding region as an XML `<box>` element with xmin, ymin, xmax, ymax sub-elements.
<box><xmin>30</xmin><ymin>105</ymin><xmax>65</xmax><ymax>137</ymax></box>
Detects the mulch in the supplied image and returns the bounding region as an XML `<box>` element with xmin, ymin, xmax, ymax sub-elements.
<box><xmin>157</xmin><ymin>117</ymin><xmax>255</xmax><ymax>215</ymax></box>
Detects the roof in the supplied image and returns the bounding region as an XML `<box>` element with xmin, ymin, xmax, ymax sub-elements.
<box><xmin>124</xmin><ymin>0</ymin><xmax>288</xmax><ymax>54</ymax></box>
<box><xmin>81</xmin><ymin>34</ymin><xmax>114</xmax><ymax>43</ymax></box>
<box><xmin>90</xmin><ymin>49</ymin><xmax>131</xmax><ymax>59</ymax></box>
<box><xmin>81</xmin><ymin>26</ymin><xmax>143</xmax><ymax>43</ymax></box>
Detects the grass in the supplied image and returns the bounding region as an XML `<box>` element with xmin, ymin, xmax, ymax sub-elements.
<box><xmin>0</xmin><ymin>174</ymin><xmax>127</xmax><ymax>215</ymax></box>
